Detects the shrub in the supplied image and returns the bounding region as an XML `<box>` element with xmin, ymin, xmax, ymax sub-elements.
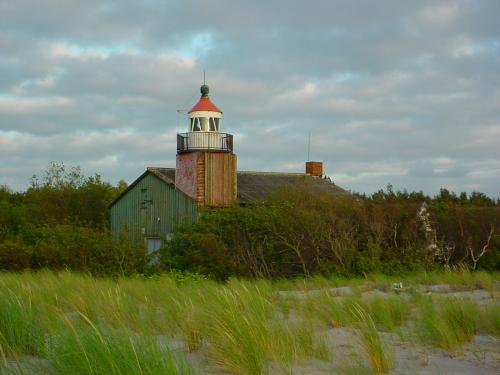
<box><xmin>0</xmin><ymin>240</ymin><xmax>33</xmax><ymax>271</ymax></box>
<box><xmin>32</xmin><ymin>225</ymin><xmax>145</xmax><ymax>276</ymax></box>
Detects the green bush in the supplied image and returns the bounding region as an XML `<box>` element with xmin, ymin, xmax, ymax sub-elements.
<box><xmin>0</xmin><ymin>239</ymin><xmax>33</xmax><ymax>271</ymax></box>
<box><xmin>32</xmin><ymin>225</ymin><xmax>146</xmax><ymax>276</ymax></box>
<box><xmin>0</xmin><ymin>226</ymin><xmax>145</xmax><ymax>276</ymax></box>
<box><xmin>1</xmin><ymin>163</ymin><xmax>499</xmax><ymax>278</ymax></box>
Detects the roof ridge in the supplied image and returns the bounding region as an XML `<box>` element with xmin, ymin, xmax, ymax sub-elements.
<box><xmin>110</xmin><ymin>166</ymin><xmax>347</xmax><ymax>208</ymax></box>
<box><xmin>147</xmin><ymin>166</ymin><xmax>175</xmax><ymax>171</ymax></box>
<box><xmin>147</xmin><ymin>167</ymin><xmax>175</xmax><ymax>185</ymax></box>
<box><xmin>147</xmin><ymin>168</ymin><xmax>311</xmax><ymax>176</ymax></box>
<box><xmin>237</xmin><ymin>170</ymin><xmax>306</xmax><ymax>176</ymax></box>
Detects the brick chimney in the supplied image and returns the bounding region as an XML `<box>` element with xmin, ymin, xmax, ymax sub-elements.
<box><xmin>305</xmin><ymin>161</ymin><xmax>323</xmax><ymax>177</ymax></box>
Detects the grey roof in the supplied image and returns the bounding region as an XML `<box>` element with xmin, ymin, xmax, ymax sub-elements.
<box><xmin>150</xmin><ymin>167</ymin><xmax>348</xmax><ymax>204</ymax></box>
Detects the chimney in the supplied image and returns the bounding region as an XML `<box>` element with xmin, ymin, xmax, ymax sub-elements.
<box><xmin>305</xmin><ymin>161</ymin><xmax>323</xmax><ymax>177</ymax></box>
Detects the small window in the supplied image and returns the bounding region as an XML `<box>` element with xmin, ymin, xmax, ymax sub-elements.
<box><xmin>141</xmin><ymin>187</ymin><xmax>152</xmax><ymax>206</ymax></box>
<box><xmin>189</xmin><ymin>118</ymin><xmax>194</xmax><ymax>131</ymax></box>
<box><xmin>214</xmin><ymin>118</ymin><xmax>220</xmax><ymax>131</ymax></box>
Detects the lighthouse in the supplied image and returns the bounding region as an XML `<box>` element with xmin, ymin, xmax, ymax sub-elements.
<box><xmin>175</xmin><ymin>84</ymin><xmax>237</xmax><ymax>207</ymax></box>
<box><xmin>110</xmin><ymin>83</ymin><xmax>347</xmax><ymax>245</ymax></box>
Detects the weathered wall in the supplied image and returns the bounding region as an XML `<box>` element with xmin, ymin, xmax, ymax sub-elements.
<box><xmin>175</xmin><ymin>151</ymin><xmax>237</xmax><ymax>207</ymax></box>
<box><xmin>111</xmin><ymin>173</ymin><xmax>198</xmax><ymax>243</ymax></box>
<box><xmin>204</xmin><ymin>152</ymin><xmax>237</xmax><ymax>207</ymax></box>
<box><xmin>175</xmin><ymin>152</ymin><xmax>198</xmax><ymax>200</ymax></box>
<box><xmin>305</xmin><ymin>161</ymin><xmax>323</xmax><ymax>177</ymax></box>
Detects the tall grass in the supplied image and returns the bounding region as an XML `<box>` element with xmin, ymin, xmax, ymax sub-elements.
<box><xmin>415</xmin><ymin>295</ymin><xmax>479</xmax><ymax>355</ymax></box>
<box><xmin>416</xmin><ymin>297</ymin><xmax>460</xmax><ymax>353</ymax></box>
<box><xmin>200</xmin><ymin>283</ymin><xmax>273</xmax><ymax>374</ymax></box>
<box><xmin>46</xmin><ymin>313</ymin><xmax>195</xmax><ymax>375</ymax></box>
<box><xmin>171</xmin><ymin>295</ymin><xmax>204</xmax><ymax>352</ymax></box>
<box><xmin>299</xmin><ymin>291</ymin><xmax>354</xmax><ymax>328</ymax></box>
<box><xmin>203</xmin><ymin>297</ymin><xmax>268</xmax><ymax>374</ymax></box>
<box><xmin>476</xmin><ymin>302</ymin><xmax>500</xmax><ymax>335</ymax></box>
<box><xmin>441</xmin><ymin>298</ymin><xmax>477</xmax><ymax>342</ymax></box>
<box><xmin>350</xmin><ymin>304</ymin><xmax>393</xmax><ymax>373</ymax></box>
<box><xmin>272</xmin><ymin>268</ymin><xmax>500</xmax><ymax>293</ymax></box>
<box><xmin>0</xmin><ymin>289</ymin><xmax>44</xmax><ymax>356</ymax></box>
<box><xmin>473</xmin><ymin>271</ymin><xmax>494</xmax><ymax>294</ymax></box>
<box><xmin>0</xmin><ymin>270</ymin><xmax>497</xmax><ymax>374</ymax></box>
<box><xmin>362</xmin><ymin>295</ymin><xmax>410</xmax><ymax>332</ymax></box>
<box><xmin>200</xmin><ymin>282</ymin><xmax>330</xmax><ymax>374</ymax></box>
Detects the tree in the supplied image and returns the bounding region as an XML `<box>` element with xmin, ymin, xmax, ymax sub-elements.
<box><xmin>25</xmin><ymin>162</ymin><xmax>118</xmax><ymax>227</ymax></box>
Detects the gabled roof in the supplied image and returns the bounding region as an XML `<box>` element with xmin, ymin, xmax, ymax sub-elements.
<box><xmin>149</xmin><ymin>168</ymin><xmax>348</xmax><ymax>204</ymax></box>
<box><xmin>236</xmin><ymin>171</ymin><xmax>348</xmax><ymax>203</ymax></box>
<box><xmin>108</xmin><ymin>167</ymin><xmax>177</xmax><ymax>208</ymax></box>
<box><xmin>110</xmin><ymin>167</ymin><xmax>348</xmax><ymax>208</ymax></box>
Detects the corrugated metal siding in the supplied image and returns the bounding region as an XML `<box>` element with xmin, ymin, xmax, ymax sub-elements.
<box><xmin>111</xmin><ymin>173</ymin><xmax>198</xmax><ymax>243</ymax></box>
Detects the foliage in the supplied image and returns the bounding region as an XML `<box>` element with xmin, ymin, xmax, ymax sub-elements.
<box><xmin>0</xmin><ymin>163</ymin><xmax>142</xmax><ymax>276</ymax></box>
<box><xmin>1</xmin><ymin>163</ymin><xmax>498</xmax><ymax>277</ymax></box>
<box><xmin>162</xmin><ymin>186</ymin><xmax>499</xmax><ymax>279</ymax></box>
<box><xmin>31</xmin><ymin>225</ymin><xmax>146</xmax><ymax>276</ymax></box>
<box><xmin>0</xmin><ymin>239</ymin><xmax>33</xmax><ymax>271</ymax></box>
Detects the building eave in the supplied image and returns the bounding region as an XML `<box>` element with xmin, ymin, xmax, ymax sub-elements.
<box><xmin>108</xmin><ymin>167</ymin><xmax>194</xmax><ymax>208</ymax></box>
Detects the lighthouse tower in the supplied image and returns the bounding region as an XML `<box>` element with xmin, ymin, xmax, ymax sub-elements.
<box><xmin>175</xmin><ymin>84</ymin><xmax>237</xmax><ymax>207</ymax></box>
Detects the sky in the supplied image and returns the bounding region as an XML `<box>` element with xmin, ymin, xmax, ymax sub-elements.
<box><xmin>1</xmin><ymin>0</ymin><xmax>499</xmax><ymax>197</ymax></box>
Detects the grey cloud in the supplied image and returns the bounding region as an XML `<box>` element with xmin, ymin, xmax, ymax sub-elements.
<box><xmin>0</xmin><ymin>0</ymin><xmax>499</xmax><ymax>197</ymax></box>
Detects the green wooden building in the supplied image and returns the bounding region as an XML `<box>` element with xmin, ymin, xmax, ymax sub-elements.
<box><xmin>110</xmin><ymin>167</ymin><xmax>198</xmax><ymax>252</ymax></box>
<box><xmin>109</xmin><ymin>85</ymin><xmax>346</xmax><ymax>253</ymax></box>
<box><xmin>110</xmin><ymin>167</ymin><xmax>346</xmax><ymax>253</ymax></box>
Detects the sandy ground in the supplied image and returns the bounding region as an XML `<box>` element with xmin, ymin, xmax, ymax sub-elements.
<box><xmin>184</xmin><ymin>285</ymin><xmax>500</xmax><ymax>374</ymax></box>
<box><xmin>5</xmin><ymin>284</ymin><xmax>500</xmax><ymax>374</ymax></box>
<box><xmin>274</xmin><ymin>285</ymin><xmax>499</xmax><ymax>374</ymax></box>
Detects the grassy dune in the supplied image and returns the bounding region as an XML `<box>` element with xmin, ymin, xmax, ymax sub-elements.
<box><xmin>0</xmin><ymin>270</ymin><xmax>498</xmax><ymax>374</ymax></box>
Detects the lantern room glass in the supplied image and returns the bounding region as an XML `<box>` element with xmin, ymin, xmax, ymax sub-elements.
<box><xmin>190</xmin><ymin>117</ymin><xmax>221</xmax><ymax>132</ymax></box>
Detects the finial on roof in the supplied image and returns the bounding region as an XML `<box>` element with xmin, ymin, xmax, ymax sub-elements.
<box><xmin>200</xmin><ymin>84</ymin><xmax>209</xmax><ymax>97</ymax></box>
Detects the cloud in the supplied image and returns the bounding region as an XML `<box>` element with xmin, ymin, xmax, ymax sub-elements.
<box><xmin>0</xmin><ymin>0</ymin><xmax>499</xmax><ymax>197</ymax></box>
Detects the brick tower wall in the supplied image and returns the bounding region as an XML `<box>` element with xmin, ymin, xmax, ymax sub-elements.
<box><xmin>176</xmin><ymin>151</ymin><xmax>237</xmax><ymax>207</ymax></box>
<box><xmin>305</xmin><ymin>161</ymin><xmax>323</xmax><ymax>177</ymax></box>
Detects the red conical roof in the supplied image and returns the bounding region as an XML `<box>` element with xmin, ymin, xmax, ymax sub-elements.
<box><xmin>188</xmin><ymin>84</ymin><xmax>222</xmax><ymax>113</ymax></box>
<box><xmin>188</xmin><ymin>96</ymin><xmax>222</xmax><ymax>113</ymax></box>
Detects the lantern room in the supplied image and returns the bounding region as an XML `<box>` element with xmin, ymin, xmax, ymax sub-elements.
<box><xmin>188</xmin><ymin>84</ymin><xmax>222</xmax><ymax>132</ymax></box>
<box><xmin>175</xmin><ymin>83</ymin><xmax>237</xmax><ymax>207</ymax></box>
<box><xmin>177</xmin><ymin>84</ymin><xmax>233</xmax><ymax>153</ymax></box>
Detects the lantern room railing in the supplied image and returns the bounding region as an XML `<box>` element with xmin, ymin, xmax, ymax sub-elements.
<box><xmin>177</xmin><ymin>132</ymin><xmax>233</xmax><ymax>153</ymax></box>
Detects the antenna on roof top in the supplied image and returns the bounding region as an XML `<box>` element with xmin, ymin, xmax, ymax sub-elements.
<box><xmin>176</xmin><ymin>109</ymin><xmax>187</xmax><ymax>134</ymax></box>
<box><xmin>203</xmin><ymin>70</ymin><xmax>206</xmax><ymax>85</ymax></box>
<box><xmin>307</xmin><ymin>131</ymin><xmax>311</xmax><ymax>161</ymax></box>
